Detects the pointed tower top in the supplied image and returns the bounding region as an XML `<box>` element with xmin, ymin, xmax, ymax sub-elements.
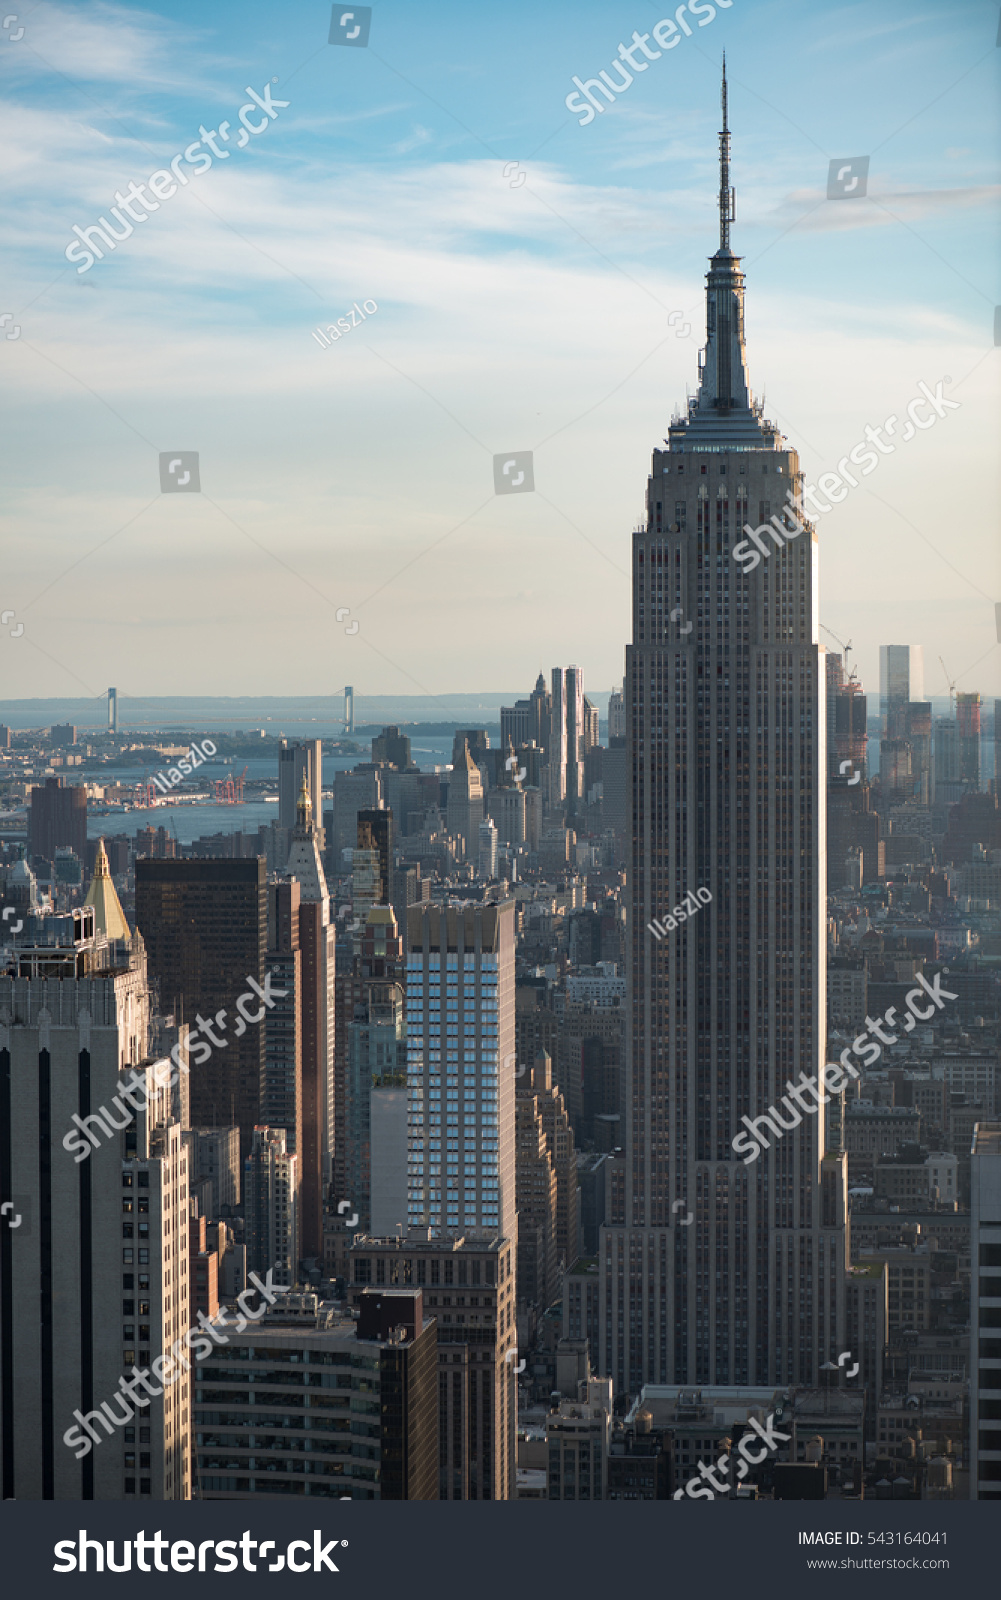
<box><xmin>84</xmin><ymin>837</ymin><xmax>131</xmax><ymax>943</ymax></box>
<box><xmin>296</xmin><ymin>774</ymin><xmax>312</xmax><ymax>830</ymax></box>
<box><xmin>287</xmin><ymin>774</ymin><xmax>330</xmax><ymax>906</ymax></box>
<box><xmin>665</xmin><ymin>63</ymin><xmax>784</xmax><ymax>450</ymax></box>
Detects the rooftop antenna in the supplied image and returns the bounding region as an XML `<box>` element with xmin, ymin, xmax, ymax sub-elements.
<box><xmin>719</xmin><ymin>55</ymin><xmax>736</xmax><ymax>251</ymax></box>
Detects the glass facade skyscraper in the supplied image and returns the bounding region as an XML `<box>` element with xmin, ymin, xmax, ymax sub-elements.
<box><xmin>404</xmin><ymin>902</ymin><xmax>515</xmax><ymax>1241</ymax></box>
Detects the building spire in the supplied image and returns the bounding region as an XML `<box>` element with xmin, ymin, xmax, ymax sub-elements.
<box><xmin>719</xmin><ymin>54</ymin><xmax>734</xmax><ymax>253</ymax></box>
<box><xmin>295</xmin><ymin>773</ymin><xmax>312</xmax><ymax>833</ymax></box>
<box><xmin>665</xmin><ymin>61</ymin><xmax>779</xmax><ymax>449</ymax></box>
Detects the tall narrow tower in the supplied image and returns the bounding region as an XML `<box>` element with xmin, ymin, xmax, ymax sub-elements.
<box><xmin>285</xmin><ymin>777</ymin><xmax>337</xmax><ymax>1260</ymax></box>
<box><xmin>599</xmin><ymin>64</ymin><xmax>845</xmax><ymax>1393</ymax></box>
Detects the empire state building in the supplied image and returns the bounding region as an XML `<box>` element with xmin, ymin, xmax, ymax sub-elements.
<box><xmin>599</xmin><ymin>65</ymin><xmax>848</xmax><ymax>1392</ymax></box>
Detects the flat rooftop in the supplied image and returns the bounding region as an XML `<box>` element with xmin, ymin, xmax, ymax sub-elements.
<box><xmin>973</xmin><ymin>1122</ymin><xmax>1001</xmax><ymax>1156</ymax></box>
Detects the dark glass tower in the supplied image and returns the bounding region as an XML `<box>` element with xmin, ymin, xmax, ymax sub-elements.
<box><xmin>134</xmin><ymin>857</ymin><xmax>267</xmax><ymax>1160</ymax></box>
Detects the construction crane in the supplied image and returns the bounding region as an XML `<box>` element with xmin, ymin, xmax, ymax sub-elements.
<box><xmin>820</xmin><ymin>623</ymin><xmax>856</xmax><ymax>682</ymax></box>
<box><xmin>213</xmin><ymin>766</ymin><xmax>247</xmax><ymax>805</ymax></box>
<box><xmin>939</xmin><ymin>656</ymin><xmax>957</xmax><ymax>713</ymax></box>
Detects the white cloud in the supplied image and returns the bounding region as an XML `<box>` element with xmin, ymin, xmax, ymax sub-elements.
<box><xmin>1</xmin><ymin>59</ymin><xmax>997</xmax><ymax>700</ymax></box>
<box><xmin>5</xmin><ymin>0</ymin><xmax>222</xmax><ymax>95</ymax></box>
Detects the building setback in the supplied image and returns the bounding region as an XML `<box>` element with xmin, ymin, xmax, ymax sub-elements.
<box><xmin>600</xmin><ymin>66</ymin><xmax>847</xmax><ymax>1394</ymax></box>
<box><xmin>350</xmin><ymin>1231</ymin><xmax>516</xmax><ymax>1500</ymax></box>
<box><xmin>195</xmin><ymin>1287</ymin><xmax>437</xmax><ymax>1500</ymax></box>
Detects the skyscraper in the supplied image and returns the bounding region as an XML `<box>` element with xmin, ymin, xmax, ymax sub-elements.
<box><xmin>879</xmin><ymin>644</ymin><xmax>923</xmax><ymax>738</ymax></box>
<box><xmin>825</xmin><ymin>654</ymin><xmax>867</xmax><ymax>785</ymax></box>
<box><xmin>445</xmin><ymin>739</ymin><xmax>484</xmax><ymax>858</ymax></box>
<box><xmin>285</xmin><ymin>778</ymin><xmax>336</xmax><ymax>1262</ymax></box>
<box><xmin>600</xmin><ymin>66</ymin><xmax>845</xmax><ymax>1394</ymax></box>
<box><xmin>970</xmin><ymin>1123</ymin><xmax>1001</xmax><ymax>1501</ymax></box>
<box><xmin>262</xmin><ymin>878</ymin><xmax>302</xmax><ymax>1160</ymax></box>
<box><xmin>608</xmin><ymin>683</ymin><xmax>626</xmax><ymax>741</ymax></box>
<box><xmin>478</xmin><ymin>818</ymin><xmax>498</xmax><ymax>880</ymax></box>
<box><xmin>500</xmin><ymin>674</ymin><xmax>550</xmax><ymax>754</ymax></box>
<box><xmin>357</xmin><ymin>807</ymin><xmax>394</xmax><ymax>909</ymax></box>
<box><xmin>371</xmin><ymin>726</ymin><xmax>415</xmax><ymax>770</ymax></box>
<box><xmin>82</xmin><ymin>838</ymin><xmax>131</xmax><ymax>944</ymax></box>
<box><xmin>404</xmin><ymin>901</ymin><xmax>516</xmax><ymax>1242</ymax></box>
<box><xmin>564</xmin><ymin>664</ymin><xmax>585</xmax><ymax>811</ymax></box>
<box><xmin>368</xmin><ymin>907</ymin><xmax>520</xmax><ymax>1501</ymax></box>
<box><xmin>515</xmin><ymin>1080</ymin><xmax>558</xmax><ymax>1319</ymax></box>
<box><xmin>194</xmin><ymin>1286</ymin><xmax>438</xmax><ymax>1500</ymax></box>
<box><xmin>244</xmin><ymin>1125</ymin><xmax>298</xmax><ymax>1287</ymax></box>
<box><xmin>528</xmin><ymin>1049</ymin><xmax>579</xmax><ymax>1276</ymax></box>
<box><xmin>278</xmin><ymin>739</ymin><xmax>322</xmax><ymax>840</ymax></box>
<box><xmin>135</xmin><ymin>857</ymin><xmax>267</xmax><ymax>1161</ymax></box>
<box><xmin>349</xmin><ymin>1232</ymin><xmax>515</xmax><ymax>1498</ymax></box>
<box><xmin>548</xmin><ymin>668</ymin><xmax>567</xmax><ymax>807</ymax></box>
<box><xmin>29</xmin><ymin>775</ymin><xmax>87</xmax><ymax>864</ymax></box>
<box><xmin>956</xmin><ymin>691</ymin><xmax>982</xmax><ymax>791</ymax></box>
<box><xmin>348</xmin><ymin>947</ymin><xmax>408</xmax><ymax>1236</ymax></box>
<box><xmin>0</xmin><ymin>922</ymin><xmax>191</xmax><ymax>1499</ymax></box>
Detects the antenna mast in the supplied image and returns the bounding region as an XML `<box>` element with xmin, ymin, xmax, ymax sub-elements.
<box><xmin>719</xmin><ymin>56</ymin><xmax>736</xmax><ymax>250</ymax></box>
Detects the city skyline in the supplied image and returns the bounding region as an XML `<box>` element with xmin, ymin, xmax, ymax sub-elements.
<box><xmin>1</xmin><ymin>0</ymin><xmax>997</xmax><ymax>705</ymax></box>
<box><xmin>2</xmin><ymin>0</ymin><xmax>1000</xmax><ymax>1524</ymax></box>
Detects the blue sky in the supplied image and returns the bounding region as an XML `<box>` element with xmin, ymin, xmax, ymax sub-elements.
<box><xmin>1</xmin><ymin>0</ymin><xmax>998</xmax><ymax>709</ymax></box>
